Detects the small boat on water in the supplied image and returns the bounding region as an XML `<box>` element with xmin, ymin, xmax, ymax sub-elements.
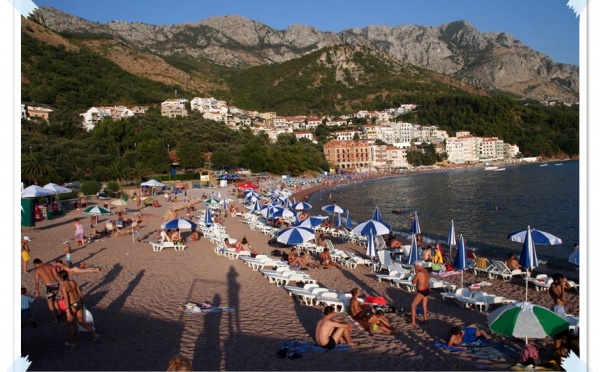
<box><xmin>555</xmin><ymin>163</ymin><xmax>563</xmax><ymax>166</ymax></box>
<box><xmin>493</xmin><ymin>168</ymin><xmax>506</xmax><ymax>171</ymax></box>
<box><xmin>539</xmin><ymin>164</ymin><xmax>548</xmax><ymax>167</ymax></box>
<box><xmin>391</xmin><ymin>210</ymin><xmax>403</xmax><ymax>214</ymax></box>
<box><xmin>484</xmin><ymin>166</ymin><xmax>499</xmax><ymax>171</ymax></box>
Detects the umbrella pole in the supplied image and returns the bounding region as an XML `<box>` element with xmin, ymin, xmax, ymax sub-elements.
<box><xmin>525</xmin><ymin>269</ymin><xmax>529</xmax><ymax>302</ymax></box>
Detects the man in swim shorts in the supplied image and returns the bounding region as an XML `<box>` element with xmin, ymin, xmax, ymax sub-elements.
<box><xmin>315</xmin><ymin>306</ymin><xmax>356</xmax><ymax>350</ymax></box>
<box><xmin>410</xmin><ymin>260</ymin><xmax>430</xmax><ymax>326</ymax></box>
<box><xmin>33</xmin><ymin>258</ymin><xmax>62</xmax><ymax>324</ymax></box>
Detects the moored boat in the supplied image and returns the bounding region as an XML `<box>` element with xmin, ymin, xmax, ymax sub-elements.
<box><xmin>484</xmin><ymin>166</ymin><xmax>499</xmax><ymax>171</ymax></box>
<box><xmin>539</xmin><ymin>164</ymin><xmax>548</xmax><ymax>167</ymax></box>
<box><xmin>493</xmin><ymin>168</ymin><xmax>506</xmax><ymax>171</ymax></box>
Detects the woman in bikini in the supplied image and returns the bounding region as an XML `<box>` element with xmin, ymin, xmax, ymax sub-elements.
<box><xmin>58</xmin><ymin>270</ymin><xmax>99</xmax><ymax>346</ymax></box>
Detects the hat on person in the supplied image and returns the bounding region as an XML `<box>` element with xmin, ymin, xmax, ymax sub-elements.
<box><xmin>23</xmin><ymin>236</ymin><xmax>31</xmax><ymax>241</ymax></box>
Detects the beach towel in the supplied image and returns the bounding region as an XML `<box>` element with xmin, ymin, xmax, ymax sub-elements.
<box><xmin>434</xmin><ymin>339</ymin><xmax>490</xmax><ymax>353</ymax></box>
<box><xmin>278</xmin><ymin>339</ymin><xmax>352</xmax><ymax>354</ymax></box>
<box><xmin>436</xmin><ymin>270</ymin><xmax>461</xmax><ymax>277</ymax></box>
<box><xmin>472</xmin><ymin>344</ymin><xmax>520</xmax><ymax>361</ymax></box>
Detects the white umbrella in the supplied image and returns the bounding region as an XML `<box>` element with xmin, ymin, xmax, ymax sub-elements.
<box><xmin>447</xmin><ymin>219</ymin><xmax>456</xmax><ymax>255</ymax></box>
<box><xmin>141</xmin><ymin>179</ymin><xmax>165</xmax><ymax>187</ymax></box>
<box><xmin>111</xmin><ymin>198</ymin><xmax>127</xmax><ymax>212</ymax></box>
<box><xmin>22</xmin><ymin>185</ymin><xmax>55</xmax><ymax>198</ymax></box>
<box><xmin>43</xmin><ymin>183</ymin><xmax>72</xmax><ymax>194</ymax></box>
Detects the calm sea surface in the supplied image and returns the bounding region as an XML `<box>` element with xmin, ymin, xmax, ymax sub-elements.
<box><xmin>308</xmin><ymin>161</ymin><xmax>579</xmax><ymax>270</ymax></box>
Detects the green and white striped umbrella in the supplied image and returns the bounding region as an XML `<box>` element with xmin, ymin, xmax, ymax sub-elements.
<box><xmin>82</xmin><ymin>206</ymin><xmax>111</xmax><ymax>215</ymax></box>
<box><xmin>488</xmin><ymin>302</ymin><xmax>569</xmax><ymax>339</ymax></box>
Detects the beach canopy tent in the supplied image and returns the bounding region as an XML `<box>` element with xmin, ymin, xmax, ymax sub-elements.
<box><xmin>237</xmin><ymin>181</ymin><xmax>259</xmax><ymax>189</ymax></box>
<box><xmin>141</xmin><ymin>179</ymin><xmax>165</xmax><ymax>188</ymax></box>
<box><xmin>22</xmin><ymin>185</ymin><xmax>55</xmax><ymax>198</ymax></box>
<box><xmin>43</xmin><ymin>183</ymin><xmax>72</xmax><ymax>194</ymax></box>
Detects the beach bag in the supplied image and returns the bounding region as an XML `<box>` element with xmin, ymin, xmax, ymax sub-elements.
<box><xmin>445</xmin><ymin>261</ymin><xmax>453</xmax><ymax>271</ymax></box>
<box><xmin>57</xmin><ymin>298</ymin><xmax>67</xmax><ymax>314</ymax></box>
<box><xmin>519</xmin><ymin>344</ymin><xmax>539</xmax><ymax>365</ymax></box>
<box><xmin>431</xmin><ymin>263</ymin><xmax>441</xmax><ymax>272</ymax></box>
<box><xmin>365</xmin><ymin>296</ymin><xmax>387</xmax><ymax>306</ymax></box>
<box><xmin>77</xmin><ymin>308</ymin><xmax>95</xmax><ymax>332</ymax></box>
<box><xmin>271</xmin><ymin>249</ymin><xmax>282</xmax><ymax>257</ymax></box>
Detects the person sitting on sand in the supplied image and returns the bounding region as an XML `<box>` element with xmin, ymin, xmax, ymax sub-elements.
<box><xmin>54</xmin><ymin>260</ymin><xmax>102</xmax><ymax>275</ymax></box>
<box><xmin>320</xmin><ymin>247</ymin><xmax>337</xmax><ymax>267</ymax></box>
<box><xmin>506</xmin><ymin>252</ymin><xmax>524</xmax><ymax>271</ymax></box>
<box><xmin>298</xmin><ymin>251</ymin><xmax>320</xmax><ymax>269</ymax></box>
<box><xmin>422</xmin><ymin>246</ymin><xmax>433</xmax><ymax>262</ymax></box>
<box><xmin>349</xmin><ymin>288</ymin><xmax>374</xmax><ymax>321</ymax></box>
<box><xmin>171</xmin><ymin>229</ymin><xmax>183</xmax><ymax>244</ymax></box>
<box><xmin>315</xmin><ymin>306</ymin><xmax>356</xmax><ymax>350</ymax></box>
<box><xmin>447</xmin><ymin>325</ymin><xmax>488</xmax><ymax>348</ymax></box>
<box><xmin>367</xmin><ymin>310</ymin><xmax>399</xmax><ymax>337</ymax></box>
<box><xmin>288</xmin><ymin>247</ymin><xmax>303</xmax><ymax>267</ymax></box>
<box><xmin>433</xmin><ymin>243</ymin><xmax>444</xmax><ymax>264</ymax></box>
<box><xmin>235</xmin><ymin>237</ymin><xmax>250</xmax><ymax>252</ymax></box>
<box><xmin>189</xmin><ymin>228</ymin><xmax>200</xmax><ymax>242</ymax></box>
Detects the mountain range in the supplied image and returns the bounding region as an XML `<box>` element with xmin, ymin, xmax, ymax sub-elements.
<box><xmin>28</xmin><ymin>6</ymin><xmax>579</xmax><ymax>104</ymax></box>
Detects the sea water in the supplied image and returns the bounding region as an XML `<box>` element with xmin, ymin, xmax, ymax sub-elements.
<box><xmin>308</xmin><ymin>161</ymin><xmax>580</xmax><ymax>270</ymax></box>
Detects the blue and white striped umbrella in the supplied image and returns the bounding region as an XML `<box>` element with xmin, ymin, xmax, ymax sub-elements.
<box><xmin>568</xmin><ymin>249</ymin><xmax>579</xmax><ymax>265</ymax></box>
<box><xmin>346</xmin><ymin>211</ymin><xmax>353</xmax><ymax>229</ymax></box>
<box><xmin>407</xmin><ymin>234</ymin><xmax>419</xmax><ymax>265</ymax></box>
<box><xmin>372</xmin><ymin>206</ymin><xmax>383</xmax><ymax>222</ymax></box>
<box><xmin>322</xmin><ymin>204</ymin><xmax>347</xmax><ymax>214</ymax></box>
<box><xmin>447</xmin><ymin>219</ymin><xmax>456</xmax><ymax>253</ymax></box>
<box><xmin>336</xmin><ymin>212</ymin><xmax>343</xmax><ymax>227</ymax></box>
<box><xmin>292</xmin><ymin>202</ymin><xmax>312</xmax><ymax>211</ymax></box>
<box><xmin>277</xmin><ymin>226</ymin><xmax>315</xmax><ymax>246</ymax></box>
<box><xmin>161</xmin><ymin>218</ymin><xmax>198</xmax><ymax>230</ymax></box>
<box><xmin>250</xmin><ymin>199</ymin><xmax>262</xmax><ymax>213</ymax></box>
<box><xmin>203</xmin><ymin>210</ymin><xmax>214</xmax><ymax>227</ymax></box>
<box><xmin>366</xmin><ymin>234</ymin><xmax>377</xmax><ymax>257</ymax></box>
<box><xmin>410</xmin><ymin>211</ymin><xmax>421</xmax><ymax>234</ymax></box>
<box><xmin>454</xmin><ymin>234</ymin><xmax>468</xmax><ymax>288</ymax></box>
<box><xmin>351</xmin><ymin>219</ymin><xmax>390</xmax><ymax>237</ymax></box>
<box><xmin>518</xmin><ymin>226</ymin><xmax>538</xmax><ymax>302</ymax></box>
<box><xmin>245</xmin><ymin>194</ymin><xmax>259</xmax><ymax>203</ymax></box>
<box><xmin>507</xmin><ymin>228</ymin><xmax>562</xmax><ymax>245</ymax></box>
<box><xmin>296</xmin><ymin>216</ymin><xmax>328</xmax><ymax>228</ymax></box>
<box><xmin>222</xmin><ymin>198</ymin><xmax>227</xmax><ymax>210</ymax></box>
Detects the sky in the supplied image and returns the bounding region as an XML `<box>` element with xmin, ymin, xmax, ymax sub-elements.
<box><xmin>30</xmin><ymin>0</ymin><xmax>580</xmax><ymax>66</ymax></box>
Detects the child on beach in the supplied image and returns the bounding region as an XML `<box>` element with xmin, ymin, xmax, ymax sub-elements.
<box><xmin>367</xmin><ymin>310</ymin><xmax>399</xmax><ymax>336</ymax></box>
<box><xmin>64</xmin><ymin>241</ymin><xmax>72</xmax><ymax>267</ymax></box>
<box><xmin>21</xmin><ymin>287</ymin><xmax>38</xmax><ymax>328</ymax></box>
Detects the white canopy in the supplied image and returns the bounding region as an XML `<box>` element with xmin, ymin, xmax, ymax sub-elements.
<box><xmin>140</xmin><ymin>179</ymin><xmax>165</xmax><ymax>187</ymax></box>
<box><xmin>22</xmin><ymin>185</ymin><xmax>55</xmax><ymax>198</ymax></box>
<box><xmin>43</xmin><ymin>183</ymin><xmax>72</xmax><ymax>194</ymax></box>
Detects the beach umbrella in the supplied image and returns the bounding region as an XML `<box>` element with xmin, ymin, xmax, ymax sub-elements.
<box><xmin>507</xmin><ymin>228</ymin><xmax>562</xmax><ymax>245</ymax></box>
<box><xmin>336</xmin><ymin>212</ymin><xmax>343</xmax><ymax>227</ymax></box>
<box><xmin>406</xmin><ymin>234</ymin><xmax>419</xmax><ymax>265</ymax></box>
<box><xmin>292</xmin><ymin>202</ymin><xmax>312</xmax><ymax>211</ymax></box>
<box><xmin>346</xmin><ymin>211</ymin><xmax>353</xmax><ymax>229</ymax></box>
<box><xmin>322</xmin><ymin>204</ymin><xmax>347</xmax><ymax>214</ymax></box>
<box><xmin>244</xmin><ymin>189</ymin><xmax>260</xmax><ymax>197</ymax></box>
<box><xmin>22</xmin><ymin>185</ymin><xmax>55</xmax><ymax>198</ymax></box>
<box><xmin>161</xmin><ymin>218</ymin><xmax>198</xmax><ymax>230</ymax></box>
<box><xmin>171</xmin><ymin>188</ymin><xmax>182</xmax><ymax>194</ymax></box>
<box><xmin>42</xmin><ymin>183</ymin><xmax>72</xmax><ymax>194</ymax></box>
<box><xmin>217</xmin><ymin>191</ymin><xmax>222</xmax><ymax>199</ymax></box>
<box><xmin>82</xmin><ymin>206</ymin><xmax>111</xmax><ymax>215</ymax></box>
<box><xmin>245</xmin><ymin>194</ymin><xmax>259</xmax><ymax>203</ymax></box>
<box><xmin>454</xmin><ymin>234</ymin><xmax>468</xmax><ymax>288</ymax></box>
<box><xmin>203</xmin><ymin>210</ymin><xmax>214</xmax><ymax>227</ymax></box>
<box><xmin>261</xmin><ymin>205</ymin><xmax>283</xmax><ymax>218</ymax></box>
<box><xmin>296</xmin><ymin>216</ymin><xmax>327</xmax><ymax>228</ymax></box>
<box><xmin>110</xmin><ymin>198</ymin><xmax>127</xmax><ymax>213</ymax></box>
<box><xmin>250</xmin><ymin>199</ymin><xmax>262</xmax><ymax>213</ymax></box>
<box><xmin>351</xmin><ymin>219</ymin><xmax>390</xmax><ymax>237</ymax></box>
<box><xmin>488</xmin><ymin>302</ymin><xmax>569</xmax><ymax>342</ymax></box>
<box><xmin>447</xmin><ymin>219</ymin><xmax>456</xmax><ymax>255</ymax></box>
<box><xmin>238</xmin><ymin>181</ymin><xmax>258</xmax><ymax>190</ymax></box>
<box><xmin>204</xmin><ymin>198</ymin><xmax>220</xmax><ymax>205</ymax></box>
<box><xmin>372</xmin><ymin>206</ymin><xmax>383</xmax><ymax>222</ymax></box>
<box><xmin>518</xmin><ymin>226</ymin><xmax>539</xmax><ymax>302</ymax></box>
<box><xmin>410</xmin><ymin>210</ymin><xmax>421</xmax><ymax>234</ymax></box>
<box><xmin>140</xmin><ymin>179</ymin><xmax>165</xmax><ymax>188</ymax></box>
<box><xmin>568</xmin><ymin>249</ymin><xmax>579</xmax><ymax>265</ymax></box>
<box><xmin>365</xmin><ymin>234</ymin><xmax>377</xmax><ymax>257</ymax></box>
<box><xmin>276</xmin><ymin>226</ymin><xmax>315</xmax><ymax>246</ymax></box>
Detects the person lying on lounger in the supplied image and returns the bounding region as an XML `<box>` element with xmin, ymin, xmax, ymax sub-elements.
<box><xmin>447</xmin><ymin>325</ymin><xmax>488</xmax><ymax>349</ymax></box>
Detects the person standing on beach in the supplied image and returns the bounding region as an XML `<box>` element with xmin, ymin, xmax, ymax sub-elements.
<box><xmin>73</xmin><ymin>218</ymin><xmax>85</xmax><ymax>246</ymax></box>
<box><xmin>410</xmin><ymin>261</ymin><xmax>430</xmax><ymax>326</ymax></box>
<box><xmin>64</xmin><ymin>241</ymin><xmax>73</xmax><ymax>267</ymax></box>
<box><xmin>21</xmin><ymin>236</ymin><xmax>32</xmax><ymax>273</ymax></box>
<box><xmin>58</xmin><ymin>270</ymin><xmax>100</xmax><ymax>346</ymax></box>
<box><xmin>33</xmin><ymin>258</ymin><xmax>62</xmax><ymax>324</ymax></box>
<box><xmin>315</xmin><ymin>306</ymin><xmax>355</xmax><ymax>349</ymax></box>
<box><xmin>549</xmin><ymin>273</ymin><xmax>571</xmax><ymax>319</ymax></box>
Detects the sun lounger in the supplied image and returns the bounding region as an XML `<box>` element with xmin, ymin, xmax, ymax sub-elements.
<box><xmin>455</xmin><ymin>291</ymin><xmax>514</xmax><ymax>312</ymax></box>
<box><xmin>473</xmin><ymin>257</ymin><xmax>495</xmax><ymax>276</ymax></box>
<box><xmin>316</xmin><ymin>291</ymin><xmax>347</xmax><ymax>312</ymax></box>
<box><xmin>376</xmin><ymin>269</ymin><xmax>410</xmax><ymax>285</ymax></box>
<box><xmin>429</xmin><ymin>278</ymin><xmax>456</xmax><ymax>292</ymax></box>
<box><xmin>440</xmin><ymin>287</ymin><xmax>474</xmax><ymax>302</ymax></box>
<box><xmin>392</xmin><ymin>274</ymin><xmax>416</xmax><ymax>292</ymax></box>
<box><xmin>488</xmin><ymin>260</ymin><xmax>526</xmax><ymax>282</ymax></box>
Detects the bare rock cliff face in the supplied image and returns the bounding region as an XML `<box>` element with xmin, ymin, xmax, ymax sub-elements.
<box><xmin>30</xmin><ymin>6</ymin><xmax>578</xmax><ymax>102</ymax></box>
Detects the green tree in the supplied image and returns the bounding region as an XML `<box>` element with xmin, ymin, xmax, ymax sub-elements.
<box><xmin>21</xmin><ymin>154</ymin><xmax>53</xmax><ymax>185</ymax></box>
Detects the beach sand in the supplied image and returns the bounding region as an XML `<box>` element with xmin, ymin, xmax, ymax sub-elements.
<box><xmin>20</xmin><ymin>184</ymin><xmax>579</xmax><ymax>371</ymax></box>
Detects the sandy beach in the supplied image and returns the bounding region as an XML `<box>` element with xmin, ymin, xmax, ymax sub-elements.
<box><xmin>20</xmin><ymin>183</ymin><xmax>579</xmax><ymax>371</ymax></box>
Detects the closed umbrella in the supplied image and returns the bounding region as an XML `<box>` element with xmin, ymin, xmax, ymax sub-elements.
<box><xmin>568</xmin><ymin>249</ymin><xmax>579</xmax><ymax>265</ymax></box>
<box><xmin>407</xmin><ymin>234</ymin><xmax>419</xmax><ymax>265</ymax></box>
<box><xmin>346</xmin><ymin>211</ymin><xmax>352</xmax><ymax>229</ymax></box>
<box><xmin>277</xmin><ymin>226</ymin><xmax>315</xmax><ymax>246</ymax></box>
<box><xmin>447</xmin><ymin>219</ymin><xmax>456</xmax><ymax>255</ymax></box>
<box><xmin>161</xmin><ymin>218</ymin><xmax>198</xmax><ymax>230</ymax></box>
<box><xmin>411</xmin><ymin>211</ymin><xmax>421</xmax><ymax>234</ymax></box>
<box><xmin>371</xmin><ymin>206</ymin><xmax>391</xmax><ymax>230</ymax></box>
<box><xmin>518</xmin><ymin>226</ymin><xmax>538</xmax><ymax>302</ymax></box>
<box><xmin>365</xmin><ymin>234</ymin><xmax>377</xmax><ymax>257</ymax></box>
<box><xmin>336</xmin><ymin>212</ymin><xmax>343</xmax><ymax>227</ymax></box>
<box><xmin>203</xmin><ymin>210</ymin><xmax>214</xmax><ymax>227</ymax></box>
<box><xmin>454</xmin><ymin>234</ymin><xmax>468</xmax><ymax>288</ymax></box>
<box><xmin>488</xmin><ymin>302</ymin><xmax>569</xmax><ymax>342</ymax></box>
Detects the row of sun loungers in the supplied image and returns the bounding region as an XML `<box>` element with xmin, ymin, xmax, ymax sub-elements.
<box><xmin>440</xmin><ymin>287</ymin><xmax>515</xmax><ymax>312</ymax></box>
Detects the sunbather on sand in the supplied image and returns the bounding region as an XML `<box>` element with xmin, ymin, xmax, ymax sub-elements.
<box><xmin>447</xmin><ymin>325</ymin><xmax>488</xmax><ymax>349</ymax></box>
<box><xmin>298</xmin><ymin>251</ymin><xmax>320</xmax><ymax>269</ymax></box>
<box><xmin>349</xmin><ymin>288</ymin><xmax>374</xmax><ymax>321</ymax></box>
<box><xmin>367</xmin><ymin>310</ymin><xmax>399</xmax><ymax>336</ymax></box>
<box><xmin>320</xmin><ymin>247</ymin><xmax>337</xmax><ymax>267</ymax></box>
<box><xmin>315</xmin><ymin>306</ymin><xmax>356</xmax><ymax>350</ymax></box>
<box><xmin>54</xmin><ymin>260</ymin><xmax>102</xmax><ymax>275</ymax></box>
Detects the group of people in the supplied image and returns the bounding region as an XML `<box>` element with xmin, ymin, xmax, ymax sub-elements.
<box><xmin>159</xmin><ymin>228</ymin><xmax>186</xmax><ymax>244</ymax></box>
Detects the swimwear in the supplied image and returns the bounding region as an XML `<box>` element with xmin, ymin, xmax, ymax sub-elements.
<box><xmin>417</xmin><ymin>288</ymin><xmax>430</xmax><ymax>297</ymax></box>
<box><xmin>21</xmin><ymin>251</ymin><xmax>31</xmax><ymax>261</ymax></box>
<box><xmin>45</xmin><ymin>282</ymin><xmax>60</xmax><ymax>299</ymax></box>
<box><xmin>552</xmin><ymin>305</ymin><xmax>567</xmax><ymax>319</ymax></box>
<box><xmin>461</xmin><ymin>327</ymin><xmax>478</xmax><ymax>344</ymax></box>
<box><xmin>70</xmin><ymin>300</ymin><xmax>83</xmax><ymax>311</ymax></box>
<box><xmin>372</xmin><ymin>324</ymin><xmax>379</xmax><ymax>331</ymax></box>
<box><xmin>65</xmin><ymin>253</ymin><xmax>72</xmax><ymax>265</ymax></box>
<box><xmin>321</xmin><ymin>336</ymin><xmax>336</xmax><ymax>350</ymax></box>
